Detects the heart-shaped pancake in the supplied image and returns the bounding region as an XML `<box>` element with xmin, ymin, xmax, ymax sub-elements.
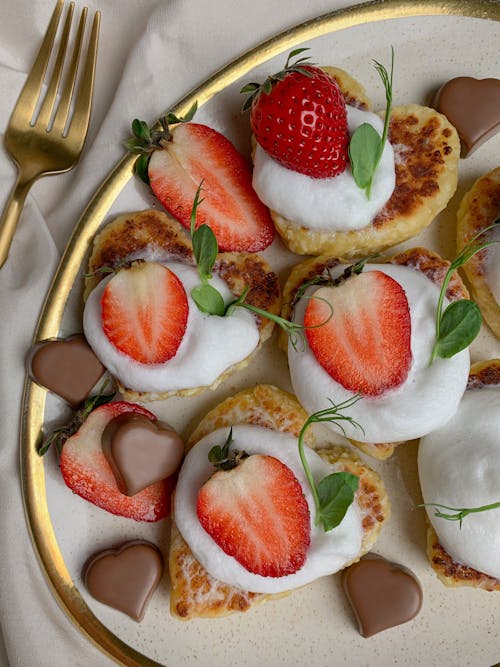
<box><xmin>84</xmin><ymin>541</ymin><xmax>163</xmax><ymax>621</ymax></box>
<box><xmin>433</xmin><ymin>77</ymin><xmax>500</xmax><ymax>156</ymax></box>
<box><xmin>102</xmin><ymin>413</ymin><xmax>184</xmax><ymax>496</ymax></box>
<box><xmin>341</xmin><ymin>554</ymin><xmax>423</xmax><ymax>637</ymax></box>
<box><xmin>28</xmin><ymin>335</ymin><xmax>106</xmax><ymax>406</ymax></box>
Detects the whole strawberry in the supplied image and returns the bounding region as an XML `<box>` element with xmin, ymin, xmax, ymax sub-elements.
<box><xmin>242</xmin><ymin>49</ymin><xmax>349</xmax><ymax>179</ymax></box>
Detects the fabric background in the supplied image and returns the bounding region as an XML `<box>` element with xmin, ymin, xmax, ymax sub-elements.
<box><xmin>0</xmin><ymin>1</ymin><xmax>362</xmax><ymax>665</ymax></box>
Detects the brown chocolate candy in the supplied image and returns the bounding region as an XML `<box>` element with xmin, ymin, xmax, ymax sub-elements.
<box><xmin>433</xmin><ymin>77</ymin><xmax>500</xmax><ymax>156</ymax></box>
<box><xmin>84</xmin><ymin>541</ymin><xmax>163</xmax><ymax>622</ymax></box>
<box><xmin>342</xmin><ymin>554</ymin><xmax>423</xmax><ymax>637</ymax></box>
<box><xmin>28</xmin><ymin>335</ymin><xmax>106</xmax><ymax>407</ymax></box>
<box><xmin>102</xmin><ymin>413</ymin><xmax>184</xmax><ymax>496</ymax></box>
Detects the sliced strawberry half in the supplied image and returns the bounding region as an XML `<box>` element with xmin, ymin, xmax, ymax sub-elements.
<box><xmin>197</xmin><ymin>454</ymin><xmax>310</xmax><ymax>577</ymax></box>
<box><xmin>60</xmin><ymin>401</ymin><xmax>174</xmax><ymax>522</ymax></box>
<box><xmin>148</xmin><ymin>123</ymin><xmax>275</xmax><ymax>252</ymax></box>
<box><xmin>101</xmin><ymin>262</ymin><xmax>188</xmax><ymax>365</ymax></box>
<box><xmin>304</xmin><ymin>271</ymin><xmax>412</xmax><ymax>397</ymax></box>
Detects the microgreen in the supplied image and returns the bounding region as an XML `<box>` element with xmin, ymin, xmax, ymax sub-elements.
<box><xmin>226</xmin><ymin>287</ymin><xmax>333</xmax><ymax>351</ymax></box>
<box><xmin>349</xmin><ymin>47</ymin><xmax>394</xmax><ymax>198</ymax></box>
<box><xmin>430</xmin><ymin>219</ymin><xmax>500</xmax><ymax>364</ymax></box>
<box><xmin>124</xmin><ymin>102</ymin><xmax>198</xmax><ymax>184</ymax></box>
<box><xmin>298</xmin><ymin>396</ymin><xmax>363</xmax><ymax>532</ymax></box>
<box><xmin>189</xmin><ymin>182</ymin><xmax>225</xmax><ymax>316</ymax></box>
<box><xmin>240</xmin><ymin>48</ymin><xmax>314</xmax><ymax>111</ymax></box>
<box><xmin>37</xmin><ymin>380</ymin><xmax>115</xmax><ymax>456</ymax></box>
<box><xmin>419</xmin><ymin>500</ymin><xmax>500</xmax><ymax>529</ymax></box>
<box><xmin>186</xmin><ymin>186</ymin><xmax>333</xmax><ymax>345</ymax></box>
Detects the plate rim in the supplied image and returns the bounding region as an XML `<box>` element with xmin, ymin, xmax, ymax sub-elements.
<box><xmin>20</xmin><ymin>1</ymin><xmax>500</xmax><ymax>665</ymax></box>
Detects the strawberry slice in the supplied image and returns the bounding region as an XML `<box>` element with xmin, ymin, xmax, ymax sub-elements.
<box><xmin>148</xmin><ymin>123</ymin><xmax>275</xmax><ymax>252</ymax></box>
<box><xmin>60</xmin><ymin>401</ymin><xmax>174</xmax><ymax>522</ymax></box>
<box><xmin>197</xmin><ymin>454</ymin><xmax>310</xmax><ymax>577</ymax></box>
<box><xmin>304</xmin><ymin>271</ymin><xmax>412</xmax><ymax>396</ymax></box>
<box><xmin>101</xmin><ymin>262</ymin><xmax>188</xmax><ymax>364</ymax></box>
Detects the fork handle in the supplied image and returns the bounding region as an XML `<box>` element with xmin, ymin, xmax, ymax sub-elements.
<box><xmin>0</xmin><ymin>175</ymin><xmax>34</xmax><ymax>269</ymax></box>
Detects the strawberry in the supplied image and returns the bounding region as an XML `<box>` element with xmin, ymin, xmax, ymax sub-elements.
<box><xmin>60</xmin><ymin>401</ymin><xmax>174</xmax><ymax>521</ymax></box>
<box><xmin>197</xmin><ymin>454</ymin><xmax>310</xmax><ymax>577</ymax></box>
<box><xmin>242</xmin><ymin>50</ymin><xmax>349</xmax><ymax>179</ymax></box>
<box><xmin>101</xmin><ymin>262</ymin><xmax>188</xmax><ymax>365</ymax></box>
<box><xmin>304</xmin><ymin>271</ymin><xmax>412</xmax><ymax>396</ymax></box>
<box><xmin>145</xmin><ymin>122</ymin><xmax>275</xmax><ymax>252</ymax></box>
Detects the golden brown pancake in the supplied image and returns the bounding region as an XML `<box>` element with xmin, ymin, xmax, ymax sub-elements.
<box><xmin>456</xmin><ymin>166</ymin><xmax>500</xmax><ymax>339</ymax></box>
<box><xmin>257</xmin><ymin>66</ymin><xmax>460</xmax><ymax>257</ymax></box>
<box><xmin>280</xmin><ymin>247</ymin><xmax>469</xmax><ymax>460</ymax></box>
<box><xmin>84</xmin><ymin>210</ymin><xmax>281</xmax><ymax>401</ymax></box>
<box><xmin>426</xmin><ymin>359</ymin><xmax>500</xmax><ymax>591</ymax></box>
<box><xmin>169</xmin><ymin>384</ymin><xmax>390</xmax><ymax>619</ymax></box>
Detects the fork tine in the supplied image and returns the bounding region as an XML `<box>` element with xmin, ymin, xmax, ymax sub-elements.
<box><xmin>52</xmin><ymin>6</ymin><xmax>87</xmax><ymax>136</ymax></box>
<box><xmin>13</xmin><ymin>0</ymin><xmax>64</xmax><ymax>121</ymax></box>
<box><xmin>36</xmin><ymin>2</ymin><xmax>75</xmax><ymax>130</ymax></box>
<box><xmin>65</xmin><ymin>10</ymin><xmax>100</xmax><ymax>145</ymax></box>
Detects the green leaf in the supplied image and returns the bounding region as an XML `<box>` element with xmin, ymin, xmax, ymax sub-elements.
<box><xmin>433</xmin><ymin>300</ymin><xmax>482</xmax><ymax>359</ymax></box>
<box><xmin>240</xmin><ymin>82</ymin><xmax>261</xmax><ymax>94</ymax></box>
<box><xmin>348</xmin><ymin>123</ymin><xmax>382</xmax><ymax>191</ymax></box>
<box><xmin>134</xmin><ymin>154</ymin><xmax>150</xmax><ymax>184</ymax></box>
<box><xmin>123</xmin><ymin>137</ymin><xmax>148</xmax><ymax>154</ymax></box>
<box><xmin>132</xmin><ymin>118</ymin><xmax>151</xmax><ymax>141</ymax></box>
<box><xmin>191</xmin><ymin>283</ymin><xmax>225</xmax><ymax>316</ymax></box>
<box><xmin>348</xmin><ymin>48</ymin><xmax>394</xmax><ymax>198</ymax></box>
<box><xmin>192</xmin><ymin>224</ymin><xmax>218</xmax><ymax>280</ymax></box>
<box><xmin>316</xmin><ymin>472</ymin><xmax>359</xmax><ymax>531</ymax></box>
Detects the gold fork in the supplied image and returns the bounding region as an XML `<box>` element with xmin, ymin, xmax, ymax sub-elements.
<box><xmin>0</xmin><ymin>0</ymin><xmax>100</xmax><ymax>269</ymax></box>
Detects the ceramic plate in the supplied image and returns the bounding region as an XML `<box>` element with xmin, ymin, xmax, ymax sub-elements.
<box><xmin>21</xmin><ymin>1</ymin><xmax>500</xmax><ymax>665</ymax></box>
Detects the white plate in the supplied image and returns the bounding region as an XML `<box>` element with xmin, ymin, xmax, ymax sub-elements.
<box><xmin>23</xmin><ymin>2</ymin><xmax>500</xmax><ymax>665</ymax></box>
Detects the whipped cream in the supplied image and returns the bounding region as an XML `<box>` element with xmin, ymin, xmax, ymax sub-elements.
<box><xmin>175</xmin><ymin>424</ymin><xmax>363</xmax><ymax>594</ymax></box>
<box><xmin>289</xmin><ymin>264</ymin><xmax>469</xmax><ymax>443</ymax></box>
<box><xmin>252</xmin><ymin>106</ymin><xmax>395</xmax><ymax>232</ymax></box>
<box><xmin>418</xmin><ymin>386</ymin><xmax>500</xmax><ymax>579</ymax></box>
<box><xmin>83</xmin><ymin>262</ymin><xmax>259</xmax><ymax>393</ymax></box>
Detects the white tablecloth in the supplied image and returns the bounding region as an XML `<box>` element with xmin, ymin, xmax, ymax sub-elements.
<box><xmin>0</xmin><ymin>1</ymin><xmax>363</xmax><ymax>665</ymax></box>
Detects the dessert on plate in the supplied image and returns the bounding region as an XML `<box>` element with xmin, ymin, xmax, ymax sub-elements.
<box><xmin>280</xmin><ymin>247</ymin><xmax>470</xmax><ymax>459</ymax></box>
<box><xmin>418</xmin><ymin>359</ymin><xmax>500</xmax><ymax>590</ymax></box>
<box><xmin>456</xmin><ymin>166</ymin><xmax>500</xmax><ymax>339</ymax></box>
<box><xmin>83</xmin><ymin>209</ymin><xmax>281</xmax><ymax>402</ymax></box>
<box><xmin>169</xmin><ymin>384</ymin><xmax>390</xmax><ymax>619</ymax></box>
<box><xmin>244</xmin><ymin>53</ymin><xmax>460</xmax><ymax>257</ymax></box>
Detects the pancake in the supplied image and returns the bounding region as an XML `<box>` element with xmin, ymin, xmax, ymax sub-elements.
<box><xmin>257</xmin><ymin>66</ymin><xmax>459</xmax><ymax>257</ymax></box>
<box><xmin>425</xmin><ymin>359</ymin><xmax>500</xmax><ymax>591</ymax></box>
<box><xmin>84</xmin><ymin>209</ymin><xmax>281</xmax><ymax>401</ymax></box>
<box><xmin>280</xmin><ymin>247</ymin><xmax>469</xmax><ymax>460</ymax></box>
<box><xmin>168</xmin><ymin>384</ymin><xmax>390</xmax><ymax>619</ymax></box>
<box><xmin>456</xmin><ymin>166</ymin><xmax>500</xmax><ymax>339</ymax></box>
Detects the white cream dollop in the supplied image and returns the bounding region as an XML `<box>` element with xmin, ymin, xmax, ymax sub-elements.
<box><xmin>252</xmin><ymin>106</ymin><xmax>395</xmax><ymax>232</ymax></box>
<box><xmin>83</xmin><ymin>262</ymin><xmax>259</xmax><ymax>393</ymax></box>
<box><xmin>418</xmin><ymin>386</ymin><xmax>500</xmax><ymax>579</ymax></box>
<box><xmin>174</xmin><ymin>424</ymin><xmax>363</xmax><ymax>594</ymax></box>
<box><xmin>289</xmin><ymin>264</ymin><xmax>470</xmax><ymax>443</ymax></box>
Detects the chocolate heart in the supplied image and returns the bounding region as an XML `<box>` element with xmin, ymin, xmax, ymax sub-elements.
<box><xmin>341</xmin><ymin>554</ymin><xmax>423</xmax><ymax>637</ymax></box>
<box><xmin>28</xmin><ymin>335</ymin><xmax>105</xmax><ymax>406</ymax></box>
<box><xmin>433</xmin><ymin>77</ymin><xmax>500</xmax><ymax>156</ymax></box>
<box><xmin>102</xmin><ymin>414</ymin><xmax>184</xmax><ymax>496</ymax></box>
<box><xmin>84</xmin><ymin>541</ymin><xmax>163</xmax><ymax>622</ymax></box>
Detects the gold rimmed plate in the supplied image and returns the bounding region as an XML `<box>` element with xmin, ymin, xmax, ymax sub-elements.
<box><xmin>21</xmin><ymin>2</ymin><xmax>500</xmax><ymax>665</ymax></box>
